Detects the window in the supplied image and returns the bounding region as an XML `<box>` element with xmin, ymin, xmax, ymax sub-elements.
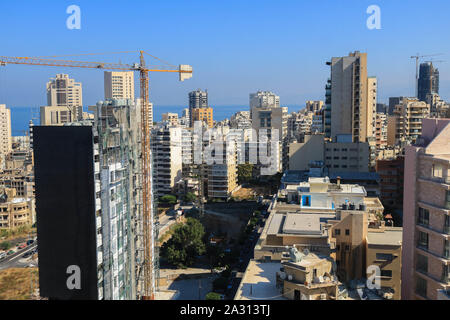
<box><xmin>302</xmin><ymin>195</ymin><xmax>311</xmax><ymax>207</ymax></box>
<box><xmin>376</xmin><ymin>253</ymin><xmax>393</xmax><ymax>261</ymax></box>
<box><xmin>432</xmin><ymin>164</ymin><xmax>443</xmax><ymax>178</ymax></box>
<box><xmin>444</xmin><ymin>240</ymin><xmax>450</xmax><ymax>259</ymax></box>
<box><xmin>415</xmin><ymin>276</ymin><xmax>427</xmax><ymax>298</ymax></box>
<box><xmin>446</xmin><ymin>191</ymin><xmax>450</xmax><ymax>210</ymax></box>
<box><xmin>416</xmin><ymin>254</ymin><xmax>428</xmax><ymax>274</ymax></box>
<box><xmin>345</xmin><ymin>245</ymin><xmax>350</xmax><ymax>251</ymax></box>
<box><xmin>345</xmin><ymin>229</ymin><xmax>350</xmax><ymax>236</ymax></box>
<box><xmin>334</xmin><ymin>229</ymin><xmax>341</xmax><ymax>236</ymax></box>
<box><xmin>418</xmin><ymin>207</ymin><xmax>429</xmax><ymax>226</ymax></box>
<box><xmin>418</xmin><ymin>232</ymin><xmax>429</xmax><ymax>250</ymax></box>
<box><xmin>445</xmin><ymin>215</ymin><xmax>450</xmax><ymax>235</ymax></box>
<box><xmin>380</xmin><ymin>270</ymin><xmax>392</xmax><ymax>278</ymax></box>
<box><xmin>442</xmin><ymin>264</ymin><xmax>450</xmax><ymax>283</ymax></box>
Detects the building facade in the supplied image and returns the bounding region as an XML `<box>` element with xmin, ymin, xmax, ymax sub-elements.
<box><xmin>402</xmin><ymin>118</ymin><xmax>450</xmax><ymax>300</ymax></box>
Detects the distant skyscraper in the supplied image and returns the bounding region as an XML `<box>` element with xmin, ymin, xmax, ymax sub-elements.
<box><xmin>418</xmin><ymin>62</ymin><xmax>439</xmax><ymax>102</ymax></box>
<box><xmin>0</xmin><ymin>104</ymin><xmax>12</xmax><ymax>167</ymax></box>
<box><xmin>104</xmin><ymin>71</ymin><xmax>135</xmax><ymax>100</ymax></box>
<box><xmin>326</xmin><ymin>51</ymin><xmax>375</xmax><ymax>143</ymax></box>
<box><xmin>46</xmin><ymin>74</ymin><xmax>83</xmax><ymax>111</ymax></box>
<box><xmin>189</xmin><ymin>89</ymin><xmax>210</xmax><ymax>127</ymax></box>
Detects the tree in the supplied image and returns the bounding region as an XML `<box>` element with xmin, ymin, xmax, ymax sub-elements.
<box><xmin>0</xmin><ymin>241</ymin><xmax>11</xmax><ymax>251</ymax></box>
<box><xmin>159</xmin><ymin>194</ymin><xmax>177</xmax><ymax>205</ymax></box>
<box><xmin>237</xmin><ymin>164</ymin><xmax>253</xmax><ymax>185</ymax></box>
<box><xmin>184</xmin><ymin>192</ymin><xmax>197</xmax><ymax>203</ymax></box>
<box><xmin>206</xmin><ymin>292</ymin><xmax>222</xmax><ymax>300</ymax></box>
<box><xmin>161</xmin><ymin>218</ymin><xmax>206</xmax><ymax>267</ymax></box>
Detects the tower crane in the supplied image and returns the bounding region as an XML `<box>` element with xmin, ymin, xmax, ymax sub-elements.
<box><xmin>0</xmin><ymin>51</ymin><xmax>193</xmax><ymax>300</ymax></box>
<box><xmin>410</xmin><ymin>53</ymin><xmax>443</xmax><ymax>97</ymax></box>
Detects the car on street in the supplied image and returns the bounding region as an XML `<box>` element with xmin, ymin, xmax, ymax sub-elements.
<box><xmin>17</xmin><ymin>243</ymin><xmax>27</xmax><ymax>249</ymax></box>
<box><xmin>7</xmin><ymin>250</ymin><xmax>15</xmax><ymax>255</ymax></box>
<box><xmin>0</xmin><ymin>252</ymin><xmax>6</xmax><ymax>260</ymax></box>
<box><xmin>26</xmin><ymin>239</ymin><xmax>34</xmax><ymax>246</ymax></box>
<box><xmin>23</xmin><ymin>251</ymin><xmax>33</xmax><ymax>258</ymax></box>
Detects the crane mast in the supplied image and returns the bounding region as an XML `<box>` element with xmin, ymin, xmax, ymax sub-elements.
<box><xmin>0</xmin><ymin>52</ymin><xmax>192</xmax><ymax>300</ymax></box>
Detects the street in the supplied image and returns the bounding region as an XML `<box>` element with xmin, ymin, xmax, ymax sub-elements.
<box><xmin>0</xmin><ymin>243</ymin><xmax>38</xmax><ymax>271</ymax></box>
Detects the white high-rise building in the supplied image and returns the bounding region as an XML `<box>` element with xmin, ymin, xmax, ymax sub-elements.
<box><xmin>46</xmin><ymin>74</ymin><xmax>83</xmax><ymax>112</ymax></box>
<box><xmin>104</xmin><ymin>71</ymin><xmax>135</xmax><ymax>100</ymax></box>
<box><xmin>0</xmin><ymin>104</ymin><xmax>12</xmax><ymax>167</ymax></box>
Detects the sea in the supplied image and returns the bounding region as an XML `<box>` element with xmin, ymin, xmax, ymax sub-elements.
<box><xmin>9</xmin><ymin>104</ymin><xmax>301</xmax><ymax>136</ymax></box>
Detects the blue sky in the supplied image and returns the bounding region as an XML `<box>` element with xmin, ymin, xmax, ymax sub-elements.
<box><xmin>0</xmin><ymin>0</ymin><xmax>449</xmax><ymax>110</ymax></box>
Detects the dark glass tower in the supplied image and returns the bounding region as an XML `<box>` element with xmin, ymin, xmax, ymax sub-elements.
<box><xmin>418</xmin><ymin>62</ymin><xmax>439</xmax><ymax>102</ymax></box>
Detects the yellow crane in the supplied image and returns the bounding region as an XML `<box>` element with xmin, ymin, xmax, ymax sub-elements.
<box><xmin>0</xmin><ymin>51</ymin><xmax>193</xmax><ymax>300</ymax></box>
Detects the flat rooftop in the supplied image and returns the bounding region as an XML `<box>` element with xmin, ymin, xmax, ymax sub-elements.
<box><xmin>283</xmin><ymin>214</ymin><xmax>321</xmax><ymax>235</ymax></box>
<box><xmin>234</xmin><ymin>260</ymin><xmax>287</xmax><ymax>300</ymax></box>
<box><xmin>367</xmin><ymin>228</ymin><xmax>402</xmax><ymax>246</ymax></box>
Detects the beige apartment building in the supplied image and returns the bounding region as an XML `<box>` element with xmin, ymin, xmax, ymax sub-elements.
<box><xmin>0</xmin><ymin>104</ymin><xmax>12</xmax><ymax>167</ymax></box>
<box><xmin>46</xmin><ymin>74</ymin><xmax>82</xmax><ymax>115</ymax></box>
<box><xmin>162</xmin><ymin>112</ymin><xmax>179</xmax><ymax>126</ymax></box>
<box><xmin>191</xmin><ymin>107</ymin><xmax>213</xmax><ymax>128</ymax></box>
<box><xmin>324</xmin><ymin>136</ymin><xmax>370</xmax><ymax>174</ymax></box>
<box><xmin>375</xmin><ymin>112</ymin><xmax>387</xmax><ymax>149</ymax></box>
<box><xmin>328</xmin><ymin>51</ymin><xmax>375</xmax><ymax>143</ymax></box>
<box><xmin>277</xmin><ymin>249</ymin><xmax>338</xmax><ymax>300</ymax></box>
<box><xmin>207</xmin><ymin>153</ymin><xmax>238</xmax><ymax>200</ymax></box>
<box><xmin>104</xmin><ymin>71</ymin><xmax>135</xmax><ymax>100</ymax></box>
<box><xmin>402</xmin><ymin>119</ymin><xmax>450</xmax><ymax>300</ymax></box>
<box><xmin>366</xmin><ymin>226</ymin><xmax>403</xmax><ymax>300</ymax></box>
<box><xmin>40</xmin><ymin>105</ymin><xmax>83</xmax><ymax>125</ymax></box>
<box><xmin>0</xmin><ymin>188</ymin><xmax>32</xmax><ymax>230</ymax></box>
<box><xmin>387</xmin><ymin>97</ymin><xmax>430</xmax><ymax>146</ymax></box>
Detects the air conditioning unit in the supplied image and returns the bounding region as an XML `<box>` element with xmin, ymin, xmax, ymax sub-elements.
<box><xmin>320</xmin><ymin>293</ymin><xmax>327</xmax><ymax>300</ymax></box>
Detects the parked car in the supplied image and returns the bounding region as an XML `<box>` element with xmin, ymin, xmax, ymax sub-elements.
<box><xmin>0</xmin><ymin>252</ymin><xmax>6</xmax><ymax>260</ymax></box>
<box><xmin>7</xmin><ymin>250</ymin><xmax>15</xmax><ymax>255</ymax></box>
<box><xmin>17</xmin><ymin>243</ymin><xmax>27</xmax><ymax>249</ymax></box>
<box><xmin>26</xmin><ymin>239</ymin><xmax>34</xmax><ymax>246</ymax></box>
<box><xmin>23</xmin><ymin>251</ymin><xmax>33</xmax><ymax>258</ymax></box>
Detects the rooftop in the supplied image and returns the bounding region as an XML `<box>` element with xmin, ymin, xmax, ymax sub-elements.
<box><xmin>283</xmin><ymin>214</ymin><xmax>322</xmax><ymax>235</ymax></box>
<box><xmin>367</xmin><ymin>227</ymin><xmax>402</xmax><ymax>246</ymax></box>
<box><xmin>234</xmin><ymin>260</ymin><xmax>287</xmax><ymax>300</ymax></box>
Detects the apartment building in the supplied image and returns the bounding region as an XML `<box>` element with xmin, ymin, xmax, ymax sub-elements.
<box><xmin>326</xmin><ymin>51</ymin><xmax>375</xmax><ymax>143</ymax></box>
<box><xmin>402</xmin><ymin>118</ymin><xmax>450</xmax><ymax>300</ymax></box>
<box><xmin>161</xmin><ymin>112</ymin><xmax>179</xmax><ymax>126</ymax></box>
<box><xmin>324</xmin><ymin>135</ymin><xmax>370</xmax><ymax>174</ymax></box>
<box><xmin>151</xmin><ymin>124</ymin><xmax>183</xmax><ymax>197</ymax></box>
<box><xmin>40</xmin><ymin>105</ymin><xmax>83</xmax><ymax>125</ymax></box>
<box><xmin>366</xmin><ymin>226</ymin><xmax>403</xmax><ymax>300</ymax></box>
<box><xmin>189</xmin><ymin>89</ymin><xmax>208</xmax><ymax>127</ymax></box>
<box><xmin>236</xmin><ymin>176</ymin><xmax>402</xmax><ymax>300</ymax></box>
<box><xmin>376</xmin><ymin>157</ymin><xmax>404</xmax><ymax>211</ymax></box>
<box><xmin>305</xmin><ymin>100</ymin><xmax>324</xmax><ymax>113</ymax></box>
<box><xmin>104</xmin><ymin>71</ymin><xmax>135</xmax><ymax>100</ymax></box>
<box><xmin>46</xmin><ymin>74</ymin><xmax>82</xmax><ymax>112</ymax></box>
<box><xmin>230</xmin><ymin>111</ymin><xmax>251</xmax><ymax>130</ymax></box>
<box><xmin>34</xmin><ymin>99</ymin><xmax>146</xmax><ymax>300</ymax></box>
<box><xmin>191</xmin><ymin>107</ymin><xmax>213</xmax><ymax>128</ymax></box>
<box><xmin>250</xmin><ymin>91</ymin><xmax>287</xmax><ymax>172</ymax></box>
<box><xmin>0</xmin><ymin>188</ymin><xmax>32</xmax><ymax>230</ymax></box>
<box><xmin>375</xmin><ymin>112</ymin><xmax>387</xmax><ymax>149</ymax></box>
<box><xmin>387</xmin><ymin>97</ymin><xmax>430</xmax><ymax>146</ymax></box>
<box><xmin>0</xmin><ymin>104</ymin><xmax>12</xmax><ymax>167</ymax></box>
<box><xmin>276</xmin><ymin>248</ymin><xmax>338</xmax><ymax>300</ymax></box>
